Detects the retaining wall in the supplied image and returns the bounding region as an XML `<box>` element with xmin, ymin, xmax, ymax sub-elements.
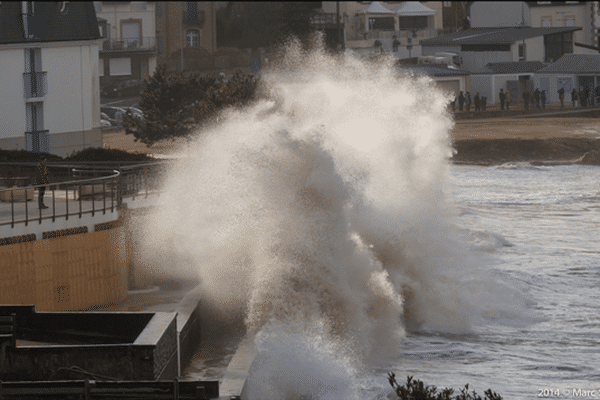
<box><xmin>0</xmin><ymin>224</ymin><xmax>128</xmax><ymax>311</ymax></box>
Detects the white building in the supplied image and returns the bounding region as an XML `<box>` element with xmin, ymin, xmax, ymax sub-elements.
<box><xmin>315</xmin><ymin>1</ymin><xmax>443</xmax><ymax>58</ymax></box>
<box><xmin>94</xmin><ymin>1</ymin><xmax>157</xmax><ymax>89</ymax></box>
<box><xmin>0</xmin><ymin>2</ymin><xmax>103</xmax><ymax>157</ymax></box>
<box><xmin>471</xmin><ymin>1</ymin><xmax>596</xmax><ymax>48</ymax></box>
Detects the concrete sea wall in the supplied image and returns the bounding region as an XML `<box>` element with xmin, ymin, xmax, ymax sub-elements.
<box><xmin>0</xmin><ymin>224</ymin><xmax>128</xmax><ymax>311</ymax></box>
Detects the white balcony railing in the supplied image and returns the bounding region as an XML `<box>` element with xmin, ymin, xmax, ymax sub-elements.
<box><xmin>346</xmin><ymin>29</ymin><xmax>442</xmax><ymax>41</ymax></box>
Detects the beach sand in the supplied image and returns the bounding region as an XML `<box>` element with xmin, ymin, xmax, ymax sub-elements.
<box><xmin>103</xmin><ymin>115</ymin><xmax>600</xmax><ymax>166</ymax></box>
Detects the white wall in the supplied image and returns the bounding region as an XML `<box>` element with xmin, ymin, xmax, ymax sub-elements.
<box><xmin>96</xmin><ymin>2</ymin><xmax>155</xmax><ymax>40</ymax></box>
<box><xmin>0</xmin><ymin>41</ymin><xmax>101</xmax><ymax>155</ymax></box>
<box><xmin>471</xmin><ymin>2</ymin><xmax>529</xmax><ymax>28</ymax></box>
<box><xmin>0</xmin><ymin>49</ymin><xmax>27</xmax><ymax>142</ymax></box>
<box><xmin>461</xmin><ymin>51</ymin><xmax>513</xmax><ymax>72</ymax></box>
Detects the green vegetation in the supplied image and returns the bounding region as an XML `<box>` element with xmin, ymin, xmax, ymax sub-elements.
<box><xmin>123</xmin><ymin>65</ymin><xmax>259</xmax><ymax>146</ymax></box>
<box><xmin>388</xmin><ymin>373</ymin><xmax>503</xmax><ymax>400</ymax></box>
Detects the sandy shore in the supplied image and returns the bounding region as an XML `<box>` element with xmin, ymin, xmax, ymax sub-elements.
<box><xmin>103</xmin><ymin>113</ymin><xmax>600</xmax><ymax>166</ymax></box>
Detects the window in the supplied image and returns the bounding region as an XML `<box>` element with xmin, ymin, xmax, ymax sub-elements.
<box><xmin>565</xmin><ymin>17</ymin><xmax>575</xmax><ymax>27</ymax></box>
<box><xmin>519</xmin><ymin>43</ymin><xmax>525</xmax><ymax>60</ymax></box>
<box><xmin>542</xmin><ymin>17</ymin><xmax>552</xmax><ymax>27</ymax></box>
<box><xmin>443</xmin><ymin>1</ymin><xmax>452</xmax><ymax>6</ymax></box>
<box><xmin>158</xmin><ymin>35</ymin><xmax>164</xmax><ymax>54</ymax></box>
<box><xmin>109</xmin><ymin>58</ymin><xmax>132</xmax><ymax>76</ymax></box>
<box><xmin>461</xmin><ymin>44</ymin><xmax>511</xmax><ymax>52</ymax></box>
<box><xmin>399</xmin><ymin>16</ymin><xmax>428</xmax><ymax>30</ymax></box>
<box><xmin>186</xmin><ymin>2</ymin><xmax>198</xmax><ymax>22</ymax></box>
<box><xmin>25</xmin><ymin>102</ymin><xmax>50</xmax><ymax>153</ymax></box>
<box><xmin>25</xmin><ymin>103</ymin><xmax>48</xmax><ymax>155</ymax></box>
<box><xmin>369</xmin><ymin>17</ymin><xmax>394</xmax><ymax>30</ymax></box>
<box><xmin>99</xmin><ymin>58</ymin><xmax>104</xmax><ymax>77</ymax></box>
<box><xmin>24</xmin><ymin>48</ymin><xmax>41</xmax><ymax>73</ymax></box>
<box><xmin>186</xmin><ymin>29</ymin><xmax>200</xmax><ymax>47</ymax></box>
<box><xmin>544</xmin><ymin>31</ymin><xmax>573</xmax><ymax>62</ymax></box>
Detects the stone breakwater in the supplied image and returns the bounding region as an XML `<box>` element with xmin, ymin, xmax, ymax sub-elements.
<box><xmin>451</xmin><ymin>138</ymin><xmax>600</xmax><ymax>166</ymax></box>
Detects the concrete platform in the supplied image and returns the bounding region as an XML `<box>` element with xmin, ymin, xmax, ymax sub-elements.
<box><xmin>218</xmin><ymin>336</ymin><xmax>257</xmax><ymax>400</ymax></box>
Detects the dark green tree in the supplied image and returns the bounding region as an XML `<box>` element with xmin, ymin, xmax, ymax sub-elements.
<box><xmin>123</xmin><ymin>65</ymin><xmax>258</xmax><ymax>146</ymax></box>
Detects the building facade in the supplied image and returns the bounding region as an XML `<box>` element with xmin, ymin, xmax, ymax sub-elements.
<box><xmin>0</xmin><ymin>2</ymin><xmax>103</xmax><ymax>157</ymax></box>
<box><xmin>317</xmin><ymin>1</ymin><xmax>443</xmax><ymax>58</ymax></box>
<box><xmin>94</xmin><ymin>1</ymin><xmax>158</xmax><ymax>89</ymax></box>
<box><xmin>155</xmin><ymin>1</ymin><xmax>217</xmax><ymax>70</ymax></box>
<box><xmin>421</xmin><ymin>27</ymin><xmax>581</xmax><ymax>72</ymax></box>
<box><xmin>471</xmin><ymin>2</ymin><xmax>596</xmax><ymax>47</ymax></box>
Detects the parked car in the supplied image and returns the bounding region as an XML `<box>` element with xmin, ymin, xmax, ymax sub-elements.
<box><xmin>126</xmin><ymin>106</ymin><xmax>144</xmax><ymax>120</ymax></box>
<box><xmin>100</xmin><ymin>118</ymin><xmax>112</xmax><ymax>129</ymax></box>
<box><xmin>101</xmin><ymin>106</ymin><xmax>126</xmax><ymax>120</ymax></box>
<box><xmin>101</xmin><ymin>79</ymin><xmax>143</xmax><ymax>98</ymax></box>
<box><xmin>100</xmin><ymin>112</ymin><xmax>114</xmax><ymax>127</ymax></box>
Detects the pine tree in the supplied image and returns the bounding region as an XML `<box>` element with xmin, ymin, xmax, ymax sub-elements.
<box><xmin>123</xmin><ymin>65</ymin><xmax>258</xmax><ymax>146</ymax></box>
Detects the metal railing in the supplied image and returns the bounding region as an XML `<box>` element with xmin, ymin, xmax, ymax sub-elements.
<box><xmin>0</xmin><ymin>169</ymin><xmax>120</xmax><ymax>229</ymax></box>
<box><xmin>0</xmin><ymin>161</ymin><xmax>170</xmax><ymax>230</ymax></box>
<box><xmin>101</xmin><ymin>37</ymin><xmax>157</xmax><ymax>52</ymax></box>
<box><xmin>23</xmin><ymin>71</ymin><xmax>47</xmax><ymax>99</ymax></box>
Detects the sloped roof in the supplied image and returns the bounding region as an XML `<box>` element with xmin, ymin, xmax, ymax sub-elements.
<box><xmin>0</xmin><ymin>2</ymin><xmax>100</xmax><ymax>45</ymax></box>
<box><xmin>360</xmin><ymin>1</ymin><xmax>395</xmax><ymax>14</ymax></box>
<box><xmin>395</xmin><ymin>1</ymin><xmax>436</xmax><ymax>16</ymax></box>
<box><xmin>421</xmin><ymin>27</ymin><xmax>581</xmax><ymax>46</ymax></box>
<box><xmin>538</xmin><ymin>54</ymin><xmax>600</xmax><ymax>74</ymax></box>
<box><xmin>398</xmin><ymin>64</ymin><xmax>471</xmax><ymax>77</ymax></box>
<box><xmin>473</xmin><ymin>61</ymin><xmax>546</xmax><ymax>74</ymax></box>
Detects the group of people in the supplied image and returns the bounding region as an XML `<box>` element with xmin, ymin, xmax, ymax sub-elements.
<box><xmin>519</xmin><ymin>88</ymin><xmax>547</xmax><ymax>110</ymax></box>
<box><xmin>568</xmin><ymin>87</ymin><xmax>595</xmax><ymax>108</ymax></box>
<box><xmin>452</xmin><ymin>91</ymin><xmax>487</xmax><ymax>112</ymax></box>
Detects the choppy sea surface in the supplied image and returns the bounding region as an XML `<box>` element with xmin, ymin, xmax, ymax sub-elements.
<box><xmin>185</xmin><ymin>163</ymin><xmax>600</xmax><ymax>400</ymax></box>
<box><xmin>379</xmin><ymin>163</ymin><xmax>600</xmax><ymax>399</ymax></box>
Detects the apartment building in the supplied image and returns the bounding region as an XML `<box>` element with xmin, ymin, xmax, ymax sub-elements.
<box><xmin>0</xmin><ymin>1</ymin><xmax>103</xmax><ymax>156</ymax></box>
<box><xmin>94</xmin><ymin>1</ymin><xmax>158</xmax><ymax>88</ymax></box>
<box><xmin>470</xmin><ymin>1</ymin><xmax>598</xmax><ymax>48</ymax></box>
<box><xmin>155</xmin><ymin>1</ymin><xmax>217</xmax><ymax>70</ymax></box>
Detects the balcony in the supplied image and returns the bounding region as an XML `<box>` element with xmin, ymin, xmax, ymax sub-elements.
<box><xmin>24</xmin><ymin>130</ymin><xmax>49</xmax><ymax>154</ymax></box>
<box><xmin>346</xmin><ymin>29</ymin><xmax>441</xmax><ymax>42</ymax></box>
<box><xmin>23</xmin><ymin>72</ymin><xmax>47</xmax><ymax>99</ymax></box>
<box><xmin>100</xmin><ymin>37</ymin><xmax>156</xmax><ymax>53</ymax></box>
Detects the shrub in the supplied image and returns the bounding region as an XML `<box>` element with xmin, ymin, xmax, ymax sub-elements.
<box><xmin>388</xmin><ymin>373</ymin><xmax>503</xmax><ymax>400</ymax></box>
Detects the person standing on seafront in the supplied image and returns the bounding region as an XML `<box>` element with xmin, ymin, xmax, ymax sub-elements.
<box><xmin>534</xmin><ymin>88</ymin><xmax>541</xmax><ymax>109</ymax></box>
<box><xmin>505</xmin><ymin>90</ymin><xmax>511</xmax><ymax>111</ymax></box>
<box><xmin>458</xmin><ymin>91</ymin><xmax>465</xmax><ymax>111</ymax></box>
<box><xmin>34</xmin><ymin>156</ymin><xmax>49</xmax><ymax>209</ymax></box>
<box><xmin>465</xmin><ymin>92</ymin><xmax>471</xmax><ymax>112</ymax></box>
<box><xmin>499</xmin><ymin>89</ymin><xmax>506</xmax><ymax>110</ymax></box>
<box><xmin>571</xmin><ymin>88</ymin><xmax>578</xmax><ymax>108</ymax></box>
<box><xmin>558</xmin><ymin>88</ymin><xmax>565</xmax><ymax>108</ymax></box>
<box><xmin>474</xmin><ymin>92</ymin><xmax>481</xmax><ymax>111</ymax></box>
<box><xmin>522</xmin><ymin>89</ymin><xmax>530</xmax><ymax>110</ymax></box>
<box><xmin>540</xmin><ymin>90</ymin><xmax>546</xmax><ymax>109</ymax></box>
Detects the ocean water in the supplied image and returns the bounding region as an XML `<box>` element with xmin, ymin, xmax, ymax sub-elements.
<box><xmin>382</xmin><ymin>163</ymin><xmax>600</xmax><ymax>399</ymax></box>
<box><xmin>138</xmin><ymin>38</ymin><xmax>600</xmax><ymax>399</ymax></box>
